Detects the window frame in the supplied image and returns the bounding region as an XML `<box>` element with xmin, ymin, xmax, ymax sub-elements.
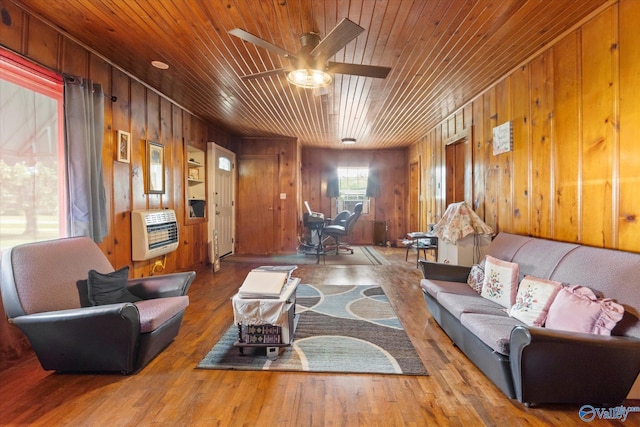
<box><xmin>0</xmin><ymin>48</ymin><xmax>66</xmax><ymax>247</ymax></box>
<box><xmin>336</xmin><ymin>166</ymin><xmax>370</xmax><ymax>215</ymax></box>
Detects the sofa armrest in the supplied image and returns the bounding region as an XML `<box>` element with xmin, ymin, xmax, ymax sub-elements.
<box><xmin>127</xmin><ymin>271</ymin><xmax>196</xmax><ymax>299</ymax></box>
<box><xmin>510</xmin><ymin>326</ymin><xmax>640</xmax><ymax>405</ymax></box>
<box><xmin>418</xmin><ymin>260</ymin><xmax>471</xmax><ymax>282</ymax></box>
<box><xmin>11</xmin><ymin>304</ymin><xmax>140</xmax><ymax>373</ymax></box>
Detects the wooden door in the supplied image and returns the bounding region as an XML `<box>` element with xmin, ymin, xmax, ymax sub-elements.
<box><xmin>446</xmin><ymin>142</ymin><xmax>466</xmax><ymax>206</ymax></box>
<box><xmin>236</xmin><ymin>154</ymin><xmax>277</xmax><ymax>254</ymax></box>
<box><xmin>409</xmin><ymin>161</ymin><xmax>420</xmax><ymax>232</ymax></box>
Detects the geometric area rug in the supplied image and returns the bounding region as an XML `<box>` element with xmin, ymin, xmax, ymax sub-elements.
<box><xmin>197</xmin><ymin>284</ymin><xmax>428</xmax><ymax>376</ymax></box>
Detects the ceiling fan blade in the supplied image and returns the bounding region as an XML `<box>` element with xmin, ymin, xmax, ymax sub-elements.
<box><xmin>310</xmin><ymin>18</ymin><xmax>364</xmax><ymax>61</ymax></box>
<box><xmin>240</xmin><ymin>68</ymin><xmax>288</xmax><ymax>80</ymax></box>
<box><xmin>229</xmin><ymin>28</ymin><xmax>293</xmax><ymax>58</ymax></box>
<box><xmin>328</xmin><ymin>62</ymin><xmax>391</xmax><ymax>79</ymax></box>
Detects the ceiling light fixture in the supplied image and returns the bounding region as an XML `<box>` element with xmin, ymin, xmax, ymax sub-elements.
<box><xmin>286</xmin><ymin>68</ymin><xmax>332</xmax><ymax>89</ymax></box>
<box><xmin>151</xmin><ymin>60</ymin><xmax>169</xmax><ymax>70</ymax></box>
<box><xmin>341</xmin><ymin>138</ymin><xmax>356</xmax><ymax>145</ymax></box>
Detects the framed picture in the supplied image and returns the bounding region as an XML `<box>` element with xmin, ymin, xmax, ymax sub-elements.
<box><xmin>116</xmin><ymin>130</ymin><xmax>131</xmax><ymax>163</ymax></box>
<box><xmin>492</xmin><ymin>121</ymin><xmax>513</xmax><ymax>155</ymax></box>
<box><xmin>146</xmin><ymin>141</ymin><xmax>165</xmax><ymax>194</ymax></box>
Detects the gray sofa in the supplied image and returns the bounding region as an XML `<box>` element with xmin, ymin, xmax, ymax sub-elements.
<box><xmin>419</xmin><ymin>232</ymin><xmax>640</xmax><ymax>406</ymax></box>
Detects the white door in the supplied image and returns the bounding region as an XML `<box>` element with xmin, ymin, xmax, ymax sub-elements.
<box><xmin>208</xmin><ymin>143</ymin><xmax>235</xmax><ymax>259</ymax></box>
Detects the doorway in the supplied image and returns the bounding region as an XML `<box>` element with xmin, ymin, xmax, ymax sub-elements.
<box><xmin>445</xmin><ymin>141</ymin><xmax>466</xmax><ymax>206</ymax></box>
<box><xmin>208</xmin><ymin>143</ymin><xmax>236</xmax><ymax>260</ymax></box>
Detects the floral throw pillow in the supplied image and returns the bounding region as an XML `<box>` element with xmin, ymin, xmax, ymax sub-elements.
<box><xmin>480</xmin><ymin>255</ymin><xmax>519</xmax><ymax>308</ymax></box>
<box><xmin>467</xmin><ymin>259</ymin><xmax>486</xmax><ymax>294</ymax></box>
<box><xmin>508</xmin><ymin>276</ymin><xmax>562</xmax><ymax>326</ymax></box>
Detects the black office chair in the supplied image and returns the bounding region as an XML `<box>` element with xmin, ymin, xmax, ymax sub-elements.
<box><xmin>332</xmin><ymin>210</ymin><xmax>351</xmax><ymax>226</ymax></box>
<box><xmin>323</xmin><ymin>203</ymin><xmax>363</xmax><ymax>254</ymax></box>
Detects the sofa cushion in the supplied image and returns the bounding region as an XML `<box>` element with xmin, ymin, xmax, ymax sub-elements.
<box><xmin>481</xmin><ymin>255</ymin><xmax>519</xmax><ymax>308</ymax></box>
<box><xmin>438</xmin><ymin>292</ymin><xmax>508</xmax><ymax>320</ymax></box>
<box><xmin>134</xmin><ymin>296</ymin><xmax>189</xmax><ymax>333</ymax></box>
<box><xmin>546</xmin><ymin>285</ymin><xmax>624</xmax><ymax>336</ymax></box>
<box><xmin>421</xmin><ymin>279</ymin><xmax>479</xmax><ymax>299</ymax></box>
<box><xmin>87</xmin><ymin>266</ymin><xmax>141</xmax><ymax>306</ymax></box>
<box><xmin>508</xmin><ymin>276</ymin><xmax>562</xmax><ymax>327</ymax></box>
<box><xmin>550</xmin><ymin>246</ymin><xmax>640</xmax><ymax>338</ymax></box>
<box><xmin>484</xmin><ymin>232</ymin><xmax>532</xmax><ymax>262</ymax></box>
<box><xmin>510</xmin><ymin>239</ymin><xmax>578</xmax><ymax>281</ymax></box>
<box><xmin>6</xmin><ymin>237</ymin><xmax>115</xmax><ymax>314</ymax></box>
<box><xmin>460</xmin><ymin>313</ymin><xmax>525</xmax><ymax>355</ymax></box>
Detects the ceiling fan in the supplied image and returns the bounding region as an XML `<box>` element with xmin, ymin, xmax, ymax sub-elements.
<box><xmin>229</xmin><ymin>18</ymin><xmax>391</xmax><ymax>88</ymax></box>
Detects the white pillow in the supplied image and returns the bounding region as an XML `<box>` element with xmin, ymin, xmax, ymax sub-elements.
<box><xmin>508</xmin><ymin>276</ymin><xmax>562</xmax><ymax>326</ymax></box>
<box><xmin>481</xmin><ymin>255</ymin><xmax>519</xmax><ymax>308</ymax></box>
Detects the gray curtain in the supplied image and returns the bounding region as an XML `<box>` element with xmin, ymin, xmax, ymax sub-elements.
<box><xmin>326</xmin><ymin>166</ymin><xmax>339</xmax><ymax>198</ymax></box>
<box><xmin>63</xmin><ymin>74</ymin><xmax>108</xmax><ymax>242</ymax></box>
<box><xmin>366</xmin><ymin>161</ymin><xmax>380</xmax><ymax>198</ymax></box>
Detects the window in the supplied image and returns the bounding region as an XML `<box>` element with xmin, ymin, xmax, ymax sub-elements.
<box><xmin>218</xmin><ymin>156</ymin><xmax>231</xmax><ymax>171</ymax></box>
<box><xmin>0</xmin><ymin>49</ymin><xmax>65</xmax><ymax>251</ymax></box>
<box><xmin>336</xmin><ymin>167</ymin><xmax>370</xmax><ymax>214</ymax></box>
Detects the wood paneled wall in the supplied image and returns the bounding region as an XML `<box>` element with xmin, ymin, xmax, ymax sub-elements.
<box><xmin>301</xmin><ymin>148</ymin><xmax>408</xmax><ymax>245</ymax></box>
<box><xmin>0</xmin><ymin>1</ymin><xmax>233</xmax><ymax>274</ymax></box>
<box><xmin>231</xmin><ymin>140</ymin><xmax>409</xmax><ymax>254</ymax></box>
<box><xmin>0</xmin><ymin>2</ymin><xmax>236</xmax><ymax>369</ymax></box>
<box><xmin>409</xmin><ymin>0</ymin><xmax>640</xmax><ymax>252</ymax></box>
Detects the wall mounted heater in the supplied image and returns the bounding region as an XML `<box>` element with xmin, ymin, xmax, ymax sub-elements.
<box><xmin>132</xmin><ymin>209</ymin><xmax>179</xmax><ymax>261</ymax></box>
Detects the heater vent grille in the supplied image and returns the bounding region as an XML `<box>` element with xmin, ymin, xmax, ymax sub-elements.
<box><xmin>132</xmin><ymin>209</ymin><xmax>179</xmax><ymax>261</ymax></box>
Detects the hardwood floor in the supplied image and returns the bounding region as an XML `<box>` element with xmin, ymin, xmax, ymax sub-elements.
<box><xmin>0</xmin><ymin>248</ymin><xmax>632</xmax><ymax>426</ymax></box>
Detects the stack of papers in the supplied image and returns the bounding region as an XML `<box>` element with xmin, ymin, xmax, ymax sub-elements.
<box><xmin>237</xmin><ymin>270</ymin><xmax>289</xmax><ymax>299</ymax></box>
<box><xmin>253</xmin><ymin>265</ymin><xmax>297</xmax><ymax>279</ymax></box>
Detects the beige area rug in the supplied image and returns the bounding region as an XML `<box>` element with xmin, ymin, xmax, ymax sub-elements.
<box><xmin>222</xmin><ymin>245</ymin><xmax>390</xmax><ymax>266</ymax></box>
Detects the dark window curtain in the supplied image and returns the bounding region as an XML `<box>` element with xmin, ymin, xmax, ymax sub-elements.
<box><xmin>326</xmin><ymin>166</ymin><xmax>339</xmax><ymax>198</ymax></box>
<box><xmin>63</xmin><ymin>74</ymin><xmax>108</xmax><ymax>242</ymax></box>
<box><xmin>366</xmin><ymin>161</ymin><xmax>380</xmax><ymax>198</ymax></box>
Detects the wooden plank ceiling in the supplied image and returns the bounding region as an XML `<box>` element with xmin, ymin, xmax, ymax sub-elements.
<box><xmin>11</xmin><ymin>0</ymin><xmax>610</xmax><ymax>149</ymax></box>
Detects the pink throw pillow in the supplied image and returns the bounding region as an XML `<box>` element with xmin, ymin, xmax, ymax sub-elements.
<box><xmin>545</xmin><ymin>285</ymin><xmax>624</xmax><ymax>335</ymax></box>
<box><xmin>480</xmin><ymin>255</ymin><xmax>519</xmax><ymax>308</ymax></box>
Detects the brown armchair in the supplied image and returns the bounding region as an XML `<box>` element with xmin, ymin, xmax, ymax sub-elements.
<box><xmin>1</xmin><ymin>237</ymin><xmax>195</xmax><ymax>374</ymax></box>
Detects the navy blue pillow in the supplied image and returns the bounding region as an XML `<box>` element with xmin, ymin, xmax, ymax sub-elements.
<box><xmin>87</xmin><ymin>266</ymin><xmax>141</xmax><ymax>306</ymax></box>
<box><xmin>76</xmin><ymin>280</ymin><xmax>91</xmax><ymax>307</ymax></box>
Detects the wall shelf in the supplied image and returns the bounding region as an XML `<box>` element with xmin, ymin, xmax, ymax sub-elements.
<box><xmin>186</xmin><ymin>146</ymin><xmax>206</xmax><ymax>220</ymax></box>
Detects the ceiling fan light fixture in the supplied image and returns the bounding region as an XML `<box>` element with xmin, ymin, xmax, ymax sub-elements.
<box><xmin>287</xmin><ymin>68</ymin><xmax>332</xmax><ymax>88</ymax></box>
